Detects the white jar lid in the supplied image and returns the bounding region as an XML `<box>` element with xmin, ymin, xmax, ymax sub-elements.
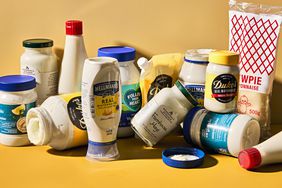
<box><xmin>185</xmin><ymin>49</ymin><xmax>215</xmax><ymax>64</ymax></box>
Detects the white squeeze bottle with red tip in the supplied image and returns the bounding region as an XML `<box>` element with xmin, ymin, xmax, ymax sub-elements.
<box><xmin>238</xmin><ymin>131</ymin><xmax>282</xmax><ymax>170</ymax></box>
<box><xmin>58</xmin><ymin>20</ymin><xmax>88</xmax><ymax>94</ymax></box>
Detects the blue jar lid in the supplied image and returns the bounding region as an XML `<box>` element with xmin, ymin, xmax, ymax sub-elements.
<box><xmin>98</xmin><ymin>46</ymin><xmax>136</xmax><ymax>62</ymax></box>
<box><xmin>183</xmin><ymin>106</ymin><xmax>204</xmax><ymax>144</ymax></box>
<box><xmin>162</xmin><ymin>147</ymin><xmax>205</xmax><ymax>168</ymax></box>
<box><xmin>0</xmin><ymin>75</ymin><xmax>36</xmax><ymax>92</ymax></box>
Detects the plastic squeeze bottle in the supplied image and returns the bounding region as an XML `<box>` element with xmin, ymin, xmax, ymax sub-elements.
<box><xmin>238</xmin><ymin>131</ymin><xmax>282</xmax><ymax>170</ymax></box>
<box><xmin>82</xmin><ymin>57</ymin><xmax>121</xmax><ymax>161</ymax></box>
<box><xmin>58</xmin><ymin>20</ymin><xmax>87</xmax><ymax>94</ymax></box>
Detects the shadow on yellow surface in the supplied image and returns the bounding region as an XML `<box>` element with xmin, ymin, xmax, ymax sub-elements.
<box><xmin>47</xmin><ymin>146</ymin><xmax>87</xmax><ymax>157</ymax></box>
<box><xmin>253</xmin><ymin>164</ymin><xmax>282</xmax><ymax>173</ymax></box>
<box><xmin>46</xmin><ymin>127</ymin><xmax>218</xmax><ymax>168</ymax></box>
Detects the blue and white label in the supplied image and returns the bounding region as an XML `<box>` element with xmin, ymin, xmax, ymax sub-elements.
<box><xmin>200</xmin><ymin>112</ymin><xmax>238</xmax><ymax>155</ymax></box>
<box><xmin>120</xmin><ymin>83</ymin><xmax>142</xmax><ymax>127</ymax></box>
<box><xmin>185</xmin><ymin>83</ymin><xmax>205</xmax><ymax>105</ymax></box>
<box><xmin>0</xmin><ymin>102</ymin><xmax>36</xmax><ymax>135</ymax></box>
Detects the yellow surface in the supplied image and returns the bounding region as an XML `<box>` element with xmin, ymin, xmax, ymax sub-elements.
<box><xmin>0</xmin><ymin>1</ymin><xmax>282</xmax><ymax>187</ymax></box>
<box><xmin>1</xmin><ymin>0</ymin><xmax>282</xmax><ymax>123</ymax></box>
<box><xmin>0</xmin><ymin>125</ymin><xmax>281</xmax><ymax>188</ymax></box>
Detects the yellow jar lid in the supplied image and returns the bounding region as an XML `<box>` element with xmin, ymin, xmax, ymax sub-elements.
<box><xmin>209</xmin><ymin>50</ymin><xmax>239</xmax><ymax>65</ymax></box>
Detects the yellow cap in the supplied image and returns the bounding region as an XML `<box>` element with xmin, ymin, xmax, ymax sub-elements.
<box><xmin>209</xmin><ymin>50</ymin><xmax>239</xmax><ymax>65</ymax></box>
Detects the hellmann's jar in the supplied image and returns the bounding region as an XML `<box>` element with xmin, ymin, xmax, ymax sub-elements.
<box><xmin>204</xmin><ymin>50</ymin><xmax>239</xmax><ymax>113</ymax></box>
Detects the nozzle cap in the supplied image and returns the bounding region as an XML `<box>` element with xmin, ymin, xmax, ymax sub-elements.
<box><xmin>238</xmin><ymin>148</ymin><xmax>262</xmax><ymax>170</ymax></box>
<box><xmin>86</xmin><ymin>140</ymin><xmax>119</xmax><ymax>161</ymax></box>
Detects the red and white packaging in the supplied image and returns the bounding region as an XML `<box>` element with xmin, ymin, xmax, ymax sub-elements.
<box><xmin>229</xmin><ymin>1</ymin><xmax>282</xmax><ymax>140</ymax></box>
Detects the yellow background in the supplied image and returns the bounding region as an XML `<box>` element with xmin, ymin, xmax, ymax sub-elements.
<box><xmin>1</xmin><ymin>0</ymin><xmax>282</xmax><ymax>122</ymax></box>
<box><xmin>0</xmin><ymin>1</ymin><xmax>282</xmax><ymax>187</ymax></box>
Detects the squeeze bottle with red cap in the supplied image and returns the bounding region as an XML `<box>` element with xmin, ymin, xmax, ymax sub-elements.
<box><xmin>238</xmin><ymin>131</ymin><xmax>282</xmax><ymax>170</ymax></box>
<box><xmin>58</xmin><ymin>20</ymin><xmax>88</xmax><ymax>94</ymax></box>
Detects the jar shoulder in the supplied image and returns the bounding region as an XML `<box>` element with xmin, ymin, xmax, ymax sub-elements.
<box><xmin>20</xmin><ymin>53</ymin><xmax>58</xmax><ymax>72</ymax></box>
<box><xmin>0</xmin><ymin>90</ymin><xmax>37</xmax><ymax>105</ymax></box>
<box><xmin>120</xmin><ymin>63</ymin><xmax>140</xmax><ymax>84</ymax></box>
<box><xmin>207</xmin><ymin>63</ymin><xmax>239</xmax><ymax>74</ymax></box>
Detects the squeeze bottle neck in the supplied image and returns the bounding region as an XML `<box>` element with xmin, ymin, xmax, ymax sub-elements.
<box><xmin>63</xmin><ymin>35</ymin><xmax>87</xmax><ymax>57</ymax></box>
<box><xmin>26</xmin><ymin>107</ymin><xmax>54</xmax><ymax>146</ymax></box>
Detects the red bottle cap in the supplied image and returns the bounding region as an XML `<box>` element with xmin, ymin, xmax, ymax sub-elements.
<box><xmin>66</xmin><ymin>20</ymin><xmax>83</xmax><ymax>35</ymax></box>
<box><xmin>238</xmin><ymin>148</ymin><xmax>262</xmax><ymax>170</ymax></box>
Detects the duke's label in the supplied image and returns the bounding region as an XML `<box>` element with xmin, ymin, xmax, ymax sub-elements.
<box><xmin>0</xmin><ymin>102</ymin><xmax>36</xmax><ymax>135</ymax></box>
<box><xmin>120</xmin><ymin>83</ymin><xmax>142</xmax><ymax>127</ymax></box>
<box><xmin>60</xmin><ymin>93</ymin><xmax>87</xmax><ymax>147</ymax></box>
<box><xmin>205</xmin><ymin>73</ymin><xmax>238</xmax><ymax>103</ymax></box>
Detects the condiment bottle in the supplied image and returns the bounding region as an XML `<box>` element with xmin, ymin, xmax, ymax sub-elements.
<box><xmin>0</xmin><ymin>75</ymin><xmax>37</xmax><ymax>146</ymax></box>
<box><xmin>58</xmin><ymin>20</ymin><xmax>87</xmax><ymax>94</ymax></box>
<box><xmin>179</xmin><ymin>49</ymin><xmax>214</xmax><ymax>105</ymax></box>
<box><xmin>238</xmin><ymin>131</ymin><xmax>282</xmax><ymax>170</ymax></box>
<box><xmin>204</xmin><ymin>50</ymin><xmax>239</xmax><ymax>113</ymax></box>
<box><xmin>131</xmin><ymin>80</ymin><xmax>197</xmax><ymax>146</ymax></box>
<box><xmin>98</xmin><ymin>46</ymin><xmax>141</xmax><ymax>138</ymax></box>
<box><xmin>183</xmin><ymin>107</ymin><xmax>260</xmax><ymax>157</ymax></box>
<box><xmin>20</xmin><ymin>39</ymin><xmax>58</xmax><ymax>104</ymax></box>
<box><xmin>82</xmin><ymin>57</ymin><xmax>121</xmax><ymax>161</ymax></box>
<box><xmin>26</xmin><ymin>93</ymin><xmax>87</xmax><ymax>150</ymax></box>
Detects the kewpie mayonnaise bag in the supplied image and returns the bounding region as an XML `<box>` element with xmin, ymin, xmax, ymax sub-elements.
<box><xmin>137</xmin><ymin>53</ymin><xmax>183</xmax><ymax>106</ymax></box>
<box><xmin>229</xmin><ymin>0</ymin><xmax>282</xmax><ymax>140</ymax></box>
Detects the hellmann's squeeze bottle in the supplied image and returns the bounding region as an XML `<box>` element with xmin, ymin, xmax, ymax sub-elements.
<box><xmin>238</xmin><ymin>131</ymin><xmax>282</xmax><ymax>170</ymax></box>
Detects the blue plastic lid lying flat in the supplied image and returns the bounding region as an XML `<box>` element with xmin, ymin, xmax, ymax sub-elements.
<box><xmin>162</xmin><ymin>147</ymin><xmax>205</xmax><ymax>168</ymax></box>
<box><xmin>0</xmin><ymin>75</ymin><xmax>36</xmax><ymax>92</ymax></box>
<box><xmin>182</xmin><ymin>106</ymin><xmax>203</xmax><ymax>144</ymax></box>
<box><xmin>98</xmin><ymin>46</ymin><xmax>136</xmax><ymax>62</ymax></box>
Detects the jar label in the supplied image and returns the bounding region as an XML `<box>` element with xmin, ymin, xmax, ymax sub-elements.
<box><xmin>136</xmin><ymin>102</ymin><xmax>178</xmax><ymax>144</ymax></box>
<box><xmin>185</xmin><ymin>83</ymin><xmax>205</xmax><ymax>105</ymax></box>
<box><xmin>21</xmin><ymin>65</ymin><xmax>58</xmax><ymax>104</ymax></box>
<box><xmin>0</xmin><ymin>102</ymin><xmax>36</xmax><ymax>135</ymax></box>
<box><xmin>147</xmin><ymin>74</ymin><xmax>172</xmax><ymax>102</ymax></box>
<box><xmin>67</xmin><ymin>96</ymin><xmax>86</xmax><ymax>130</ymax></box>
<box><xmin>205</xmin><ymin>73</ymin><xmax>238</xmax><ymax>103</ymax></box>
<box><xmin>120</xmin><ymin>83</ymin><xmax>142</xmax><ymax>127</ymax></box>
<box><xmin>54</xmin><ymin>93</ymin><xmax>87</xmax><ymax>148</ymax></box>
<box><xmin>93</xmin><ymin>81</ymin><xmax>120</xmax><ymax>117</ymax></box>
<box><xmin>200</xmin><ymin>112</ymin><xmax>238</xmax><ymax>155</ymax></box>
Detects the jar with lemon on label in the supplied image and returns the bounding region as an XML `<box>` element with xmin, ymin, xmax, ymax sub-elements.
<box><xmin>0</xmin><ymin>75</ymin><xmax>37</xmax><ymax>146</ymax></box>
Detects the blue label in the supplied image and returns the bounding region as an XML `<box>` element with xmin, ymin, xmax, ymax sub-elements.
<box><xmin>93</xmin><ymin>81</ymin><xmax>119</xmax><ymax>96</ymax></box>
<box><xmin>185</xmin><ymin>84</ymin><xmax>205</xmax><ymax>105</ymax></box>
<box><xmin>200</xmin><ymin>112</ymin><xmax>238</xmax><ymax>155</ymax></box>
<box><xmin>0</xmin><ymin>102</ymin><xmax>36</xmax><ymax>135</ymax></box>
<box><xmin>120</xmin><ymin>83</ymin><xmax>141</xmax><ymax>127</ymax></box>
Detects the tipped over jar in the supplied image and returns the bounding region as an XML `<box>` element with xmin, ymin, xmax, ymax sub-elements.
<box><xmin>131</xmin><ymin>80</ymin><xmax>198</xmax><ymax>146</ymax></box>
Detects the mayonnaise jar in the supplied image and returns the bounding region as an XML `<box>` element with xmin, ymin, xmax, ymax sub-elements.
<box><xmin>131</xmin><ymin>80</ymin><xmax>197</xmax><ymax>146</ymax></box>
<box><xmin>0</xmin><ymin>75</ymin><xmax>37</xmax><ymax>146</ymax></box>
<box><xmin>21</xmin><ymin>39</ymin><xmax>58</xmax><ymax>104</ymax></box>
<box><xmin>179</xmin><ymin>49</ymin><xmax>214</xmax><ymax>105</ymax></box>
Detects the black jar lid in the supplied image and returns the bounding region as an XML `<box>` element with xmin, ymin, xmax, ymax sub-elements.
<box><xmin>23</xmin><ymin>39</ymin><xmax>53</xmax><ymax>48</ymax></box>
